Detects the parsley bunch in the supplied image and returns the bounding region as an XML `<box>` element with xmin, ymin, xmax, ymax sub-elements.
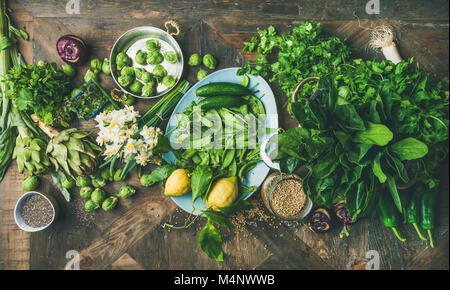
<box><xmin>4</xmin><ymin>61</ymin><xmax>74</xmax><ymax>127</ymax></box>
<box><xmin>238</xmin><ymin>22</ymin><xmax>351</xmax><ymax>104</ymax></box>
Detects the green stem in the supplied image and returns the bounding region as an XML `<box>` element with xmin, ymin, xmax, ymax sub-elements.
<box><xmin>427</xmin><ymin>229</ymin><xmax>434</xmax><ymax>248</ymax></box>
<box><xmin>391</xmin><ymin>227</ymin><xmax>406</xmax><ymax>242</ymax></box>
<box><xmin>412</xmin><ymin>223</ymin><xmax>427</xmax><ymax>241</ymax></box>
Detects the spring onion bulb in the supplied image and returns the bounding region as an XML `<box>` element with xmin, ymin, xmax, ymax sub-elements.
<box><xmin>369</xmin><ymin>25</ymin><xmax>402</xmax><ymax>64</ymax></box>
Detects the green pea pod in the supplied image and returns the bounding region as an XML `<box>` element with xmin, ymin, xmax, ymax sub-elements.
<box><xmin>378</xmin><ymin>191</ymin><xmax>406</xmax><ymax>242</ymax></box>
<box><xmin>421</xmin><ymin>186</ymin><xmax>439</xmax><ymax>248</ymax></box>
<box><xmin>221</xmin><ymin>149</ymin><xmax>235</xmax><ymax>169</ymax></box>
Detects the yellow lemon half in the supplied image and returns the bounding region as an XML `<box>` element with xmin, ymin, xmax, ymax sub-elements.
<box><xmin>207</xmin><ymin>176</ymin><xmax>238</xmax><ymax>211</ymax></box>
<box><xmin>164</xmin><ymin>169</ymin><xmax>191</xmax><ymax>196</ymax></box>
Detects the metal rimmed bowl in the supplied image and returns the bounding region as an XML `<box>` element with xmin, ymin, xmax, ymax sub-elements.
<box><xmin>110</xmin><ymin>26</ymin><xmax>184</xmax><ymax>99</ymax></box>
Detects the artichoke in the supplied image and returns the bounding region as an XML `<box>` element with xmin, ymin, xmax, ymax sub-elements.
<box><xmin>43</xmin><ymin>126</ymin><xmax>101</xmax><ymax>179</ymax></box>
<box><xmin>13</xmin><ymin>127</ymin><xmax>51</xmax><ymax>176</ymax></box>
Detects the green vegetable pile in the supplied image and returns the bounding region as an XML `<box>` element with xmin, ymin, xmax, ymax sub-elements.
<box><xmin>239</xmin><ymin>21</ymin><xmax>448</xmax><ymax>244</ymax></box>
<box><xmin>276</xmin><ymin>63</ymin><xmax>448</xmax><ymax>240</ymax></box>
<box><xmin>238</xmin><ymin>22</ymin><xmax>351</xmax><ymax>111</ymax></box>
<box><xmin>4</xmin><ymin>61</ymin><xmax>74</xmax><ymax>127</ymax></box>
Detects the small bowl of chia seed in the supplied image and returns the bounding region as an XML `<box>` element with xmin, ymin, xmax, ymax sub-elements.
<box><xmin>14</xmin><ymin>191</ymin><xmax>59</xmax><ymax>232</ymax></box>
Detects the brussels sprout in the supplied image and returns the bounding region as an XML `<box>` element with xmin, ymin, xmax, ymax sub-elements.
<box><xmin>162</xmin><ymin>75</ymin><xmax>176</xmax><ymax>88</ymax></box>
<box><xmin>142</xmin><ymin>83</ymin><xmax>156</xmax><ymax>97</ymax></box>
<box><xmin>22</xmin><ymin>176</ymin><xmax>39</xmax><ymax>191</ymax></box>
<box><xmin>129</xmin><ymin>80</ymin><xmax>143</xmax><ymax>95</ymax></box>
<box><xmin>84</xmin><ymin>69</ymin><xmax>98</xmax><ymax>83</ymax></box>
<box><xmin>76</xmin><ymin>176</ymin><xmax>91</xmax><ymax>187</ymax></box>
<box><xmin>62</xmin><ymin>64</ymin><xmax>76</xmax><ymax>78</ymax></box>
<box><xmin>197</xmin><ymin>69</ymin><xmax>208</xmax><ymax>81</ymax></box>
<box><xmin>203</xmin><ymin>54</ymin><xmax>216</xmax><ymax>70</ymax></box>
<box><xmin>80</xmin><ymin>186</ymin><xmax>93</xmax><ymax>199</ymax></box>
<box><xmin>102</xmin><ymin>196</ymin><xmax>118</xmax><ymax>212</ymax></box>
<box><xmin>188</xmin><ymin>53</ymin><xmax>202</xmax><ymax>66</ymax></box>
<box><xmin>91</xmin><ymin>188</ymin><xmax>106</xmax><ymax>204</ymax></box>
<box><xmin>123</xmin><ymin>94</ymin><xmax>135</xmax><ymax>106</ymax></box>
<box><xmin>146</xmin><ymin>39</ymin><xmax>160</xmax><ymax>51</ymax></box>
<box><xmin>141</xmin><ymin>72</ymin><xmax>153</xmax><ymax>84</ymax></box>
<box><xmin>135</xmin><ymin>67</ymin><xmax>146</xmax><ymax>80</ymax></box>
<box><xmin>140</xmin><ymin>174</ymin><xmax>154</xmax><ymax>187</ymax></box>
<box><xmin>135</xmin><ymin>49</ymin><xmax>147</xmax><ymax>65</ymax></box>
<box><xmin>152</xmin><ymin>65</ymin><xmax>167</xmax><ymax>80</ymax></box>
<box><xmin>85</xmin><ymin>200</ymin><xmax>99</xmax><ymax>212</ymax></box>
<box><xmin>163</xmin><ymin>51</ymin><xmax>178</xmax><ymax>64</ymax></box>
<box><xmin>147</xmin><ymin>50</ymin><xmax>164</xmax><ymax>65</ymax></box>
<box><xmin>71</xmin><ymin>88</ymin><xmax>83</xmax><ymax>98</ymax></box>
<box><xmin>114</xmin><ymin>169</ymin><xmax>127</xmax><ymax>181</ymax></box>
<box><xmin>116</xmin><ymin>52</ymin><xmax>131</xmax><ymax>71</ymax></box>
<box><xmin>120</xmin><ymin>66</ymin><xmax>135</xmax><ymax>78</ymax></box>
<box><xmin>116</xmin><ymin>185</ymin><xmax>136</xmax><ymax>199</ymax></box>
<box><xmin>61</xmin><ymin>174</ymin><xmax>76</xmax><ymax>189</ymax></box>
<box><xmin>92</xmin><ymin>176</ymin><xmax>107</xmax><ymax>188</ymax></box>
<box><xmin>100</xmin><ymin>168</ymin><xmax>112</xmax><ymax>181</ymax></box>
<box><xmin>90</xmin><ymin>58</ymin><xmax>103</xmax><ymax>74</ymax></box>
<box><xmin>118</xmin><ymin>74</ymin><xmax>133</xmax><ymax>88</ymax></box>
<box><xmin>102</xmin><ymin>58</ymin><xmax>111</xmax><ymax>75</ymax></box>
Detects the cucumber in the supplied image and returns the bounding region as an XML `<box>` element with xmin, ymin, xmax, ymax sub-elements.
<box><xmin>198</xmin><ymin>96</ymin><xmax>246</xmax><ymax>110</ymax></box>
<box><xmin>196</xmin><ymin>82</ymin><xmax>253</xmax><ymax>97</ymax></box>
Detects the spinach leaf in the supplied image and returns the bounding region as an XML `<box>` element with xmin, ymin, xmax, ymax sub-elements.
<box><xmin>191</xmin><ymin>165</ymin><xmax>213</xmax><ymax>203</ymax></box>
<box><xmin>335</xmin><ymin>104</ymin><xmax>366</xmax><ymax>131</ymax></box>
<box><xmin>280</xmin><ymin>156</ymin><xmax>301</xmax><ymax>174</ymax></box>
<box><xmin>386</xmin><ymin>174</ymin><xmax>402</xmax><ymax>214</ymax></box>
<box><xmin>203</xmin><ymin>209</ymin><xmax>233</xmax><ymax>229</ymax></box>
<box><xmin>352</xmin><ymin>122</ymin><xmax>393</xmax><ymax>146</ymax></box>
<box><xmin>198</xmin><ymin>221</ymin><xmax>223</xmax><ymax>261</ymax></box>
<box><xmin>372</xmin><ymin>152</ymin><xmax>387</xmax><ymax>183</ymax></box>
<box><xmin>390</xmin><ymin>137</ymin><xmax>429</xmax><ymax>161</ymax></box>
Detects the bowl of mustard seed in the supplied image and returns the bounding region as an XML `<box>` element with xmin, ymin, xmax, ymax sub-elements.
<box><xmin>14</xmin><ymin>191</ymin><xmax>59</xmax><ymax>232</ymax></box>
<box><xmin>265</xmin><ymin>175</ymin><xmax>312</xmax><ymax>221</ymax></box>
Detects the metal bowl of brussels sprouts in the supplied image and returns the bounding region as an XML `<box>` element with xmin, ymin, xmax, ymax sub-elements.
<box><xmin>110</xmin><ymin>26</ymin><xmax>184</xmax><ymax>99</ymax></box>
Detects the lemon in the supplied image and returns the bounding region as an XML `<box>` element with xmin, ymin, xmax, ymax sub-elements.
<box><xmin>207</xmin><ymin>176</ymin><xmax>239</xmax><ymax>211</ymax></box>
<box><xmin>164</xmin><ymin>169</ymin><xmax>191</xmax><ymax>196</ymax></box>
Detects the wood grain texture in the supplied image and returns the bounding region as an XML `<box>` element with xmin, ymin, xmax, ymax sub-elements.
<box><xmin>1</xmin><ymin>0</ymin><xmax>448</xmax><ymax>270</ymax></box>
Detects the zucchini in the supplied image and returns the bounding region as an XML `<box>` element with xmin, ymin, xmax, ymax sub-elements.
<box><xmin>198</xmin><ymin>96</ymin><xmax>246</xmax><ymax>110</ymax></box>
<box><xmin>196</xmin><ymin>82</ymin><xmax>253</xmax><ymax>97</ymax></box>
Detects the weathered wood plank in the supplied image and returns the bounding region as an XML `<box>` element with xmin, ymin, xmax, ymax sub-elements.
<box><xmin>0</xmin><ymin>163</ymin><xmax>29</xmax><ymax>270</ymax></box>
<box><xmin>15</xmin><ymin>0</ymin><xmax>450</xmax><ymax>21</ymax></box>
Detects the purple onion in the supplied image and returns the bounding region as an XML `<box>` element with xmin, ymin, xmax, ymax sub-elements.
<box><xmin>333</xmin><ymin>201</ymin><xmax>355</xmax><ymax>238</ymax></box>
<box><xmin>56</xmin><ymin>35</ymin><xmax>87</xmax><ymax>65</ymax></box>
<box><xmin>307</xmin><ymin>207</ymin><xmax>332</xmax><ymax>233</ymax></box>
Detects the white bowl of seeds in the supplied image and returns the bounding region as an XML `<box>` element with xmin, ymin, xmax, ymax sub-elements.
<box><xmin>14</xmin><ymin>191</ymin><xmax>59</xmax><ymax>232</ymax></box>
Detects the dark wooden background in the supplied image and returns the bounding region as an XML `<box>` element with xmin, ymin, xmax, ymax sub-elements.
<box><xmin>0</xmin><ymin>0</ymin><xmax>448</xmax><ymax>270</ymax></box>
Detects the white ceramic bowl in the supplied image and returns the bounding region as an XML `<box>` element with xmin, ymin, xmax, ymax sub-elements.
<box><xmin>14</xmin><ymin>191</ymin><xmax>59</xmax><ymax>232</ymax></box>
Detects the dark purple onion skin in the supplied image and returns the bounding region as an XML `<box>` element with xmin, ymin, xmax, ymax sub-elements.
<box><xmin>333</xmin><ymin>201</ymin><xmax>354</xmax><ymax>237</ymax></box>
<box><xmin>307</xmin><ymin>207</ymin><xmax>331</xmax><ymax>233</ymax></box>
<box><xmin>56</xmin><ymin>35</ymin><xmax>87</xmax><ymax>65</ymax></box>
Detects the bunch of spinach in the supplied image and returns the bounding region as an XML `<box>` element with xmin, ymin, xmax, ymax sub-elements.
<box><xmin>3</xmin><ymin>61</ymin><xmax>74</xmax><ymax>127</ymax></box>
<box><xmin>277</xmin><ymin>68</ymin><xmax>447</xmax><ymax>220</ymax></box>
